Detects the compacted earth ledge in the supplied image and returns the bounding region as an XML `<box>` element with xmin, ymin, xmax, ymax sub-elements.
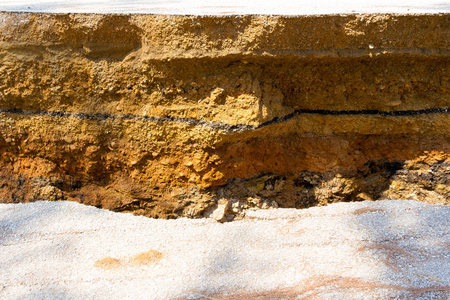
<box><xmin>0</xmin><ymin>12</ymin><xmax>449</xmax><ymax>220</ymax></box>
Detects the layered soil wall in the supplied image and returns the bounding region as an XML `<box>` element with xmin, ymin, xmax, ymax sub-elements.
<box><xmin>0</xmin><ymin>13</ymin><xmax>449</xmax><ymax>219</ymax></box>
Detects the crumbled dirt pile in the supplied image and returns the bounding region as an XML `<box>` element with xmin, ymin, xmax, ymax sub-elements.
<box><xmin>0</xmin><ymin>13</ymin><xmax>449</xmax><ymax>218</ymax></box>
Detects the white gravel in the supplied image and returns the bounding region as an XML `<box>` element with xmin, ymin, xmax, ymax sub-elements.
<box><xmin>0</xmin><ymin>199</ymin><xmax>449</xmax><ymax>299</ymax></box>
<box><xmin>0</xmin><ymin>0</ymin><xmax>448</xmax><ymax>15</ymax></box>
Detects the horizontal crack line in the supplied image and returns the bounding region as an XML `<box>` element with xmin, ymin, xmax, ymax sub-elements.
<box><xmin>0</xmin><ymin>108</ymin><xmax>252</xmax><ymax>132</ymax></box>
<box><xmin>257</xmin><ymin>107</ymin><xmax>450</xmax><ymax>129</ymax></box>
<box><xmin>0</xmin><ymin>107</ymin><xmax>449</xmax><ymax>133</ymax></box>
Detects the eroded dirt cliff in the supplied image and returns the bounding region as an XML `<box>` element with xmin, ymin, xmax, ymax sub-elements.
<box><xmin>0</xmin><ymin>13</ymin><xmax>449</xmax><ymax>219</ymax></box>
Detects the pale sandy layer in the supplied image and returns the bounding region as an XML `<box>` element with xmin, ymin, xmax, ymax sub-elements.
<box><xmin>0</xmin><ymin>200</ymin><xmax>449</xmax><ymax>299</ymax></box>
<box><xmin>0</xmin><ymin>0</ymin><xmax>448</xmax><ymax>14</ymax></box>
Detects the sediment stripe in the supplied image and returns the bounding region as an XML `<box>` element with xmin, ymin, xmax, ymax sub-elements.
<box><xmin>0</xmin><ymin>108</ymin><xmax>252</xmax><ymax>132</ymax></box>
<box><xmin>258</xmin><ymin>108</ymin><xmax>450</xmax><ymax>129</ymax></box>
<box><xmin>1</xmin><ymin>107</ymin><xmax>449</xmax><ymax>133</ymax></box>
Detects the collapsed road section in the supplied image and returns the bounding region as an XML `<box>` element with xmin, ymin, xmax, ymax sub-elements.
<box><xmin>0</xmin><ymin>13</ymin><xmax>449</xmax><ymax>219</ymax></box>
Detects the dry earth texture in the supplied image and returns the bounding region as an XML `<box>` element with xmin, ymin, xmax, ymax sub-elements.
<box><xmin>0</xmin><ymin>13</ymin><xmax>449</xmax><ymax>219</ymax></box>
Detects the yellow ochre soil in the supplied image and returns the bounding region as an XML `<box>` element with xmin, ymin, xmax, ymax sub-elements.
<box><xmin>0</xmin><ymin>13</ymin><xmax>449</xmax><ymax>219</ymax></box>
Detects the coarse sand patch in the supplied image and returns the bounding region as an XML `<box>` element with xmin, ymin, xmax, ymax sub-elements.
<box><xmin>0</xmin><ymin>200</ymin><xmax>449</xmax><ymax>299</ymax></box>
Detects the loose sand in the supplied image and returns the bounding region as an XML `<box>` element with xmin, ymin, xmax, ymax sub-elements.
<box><xmin>0</xmin><ymin>200</ymin><xmax>449</xmax><ymax>299</ymax></box>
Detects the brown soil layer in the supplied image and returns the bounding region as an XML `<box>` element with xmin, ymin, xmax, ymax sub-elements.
<box><xmin>0</xmin><ymin>12</ymin><xmax>449</xmax><ymax>219</ymax></box>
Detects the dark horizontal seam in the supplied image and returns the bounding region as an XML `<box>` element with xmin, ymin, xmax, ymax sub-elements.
<box><xmin>1</xmin><ymin>107</ymin><xmax>449</xmax><ymax>133</ymax></box>
<box><xmin>256</xmin><ymin>107</ymin><xmax>450</xmax><ymax>129</ymax></box>
<box><xmin>0</xmin><ymin>108</ymin><xmax>256</xmax><ymax>132</ymax></box>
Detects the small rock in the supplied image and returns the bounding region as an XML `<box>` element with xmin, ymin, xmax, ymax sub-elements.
<box><xmin>357</xmin><ymin>192</ymin><xmax>373</xmax><ymax>201</ymax></box>
<box><xmin>204</xmin><ymin>199</ymin><xmax>230</xmax><ymax>222</ymax></box>
<box><xmin>210</xmin><ymin>87</ymin><xmax>226</xmax><ymax>104</ymax></box>
<box><xmin>39</xmin><ymin>186</ymin><xmax>61</xmax><ymax>201</ymax></box>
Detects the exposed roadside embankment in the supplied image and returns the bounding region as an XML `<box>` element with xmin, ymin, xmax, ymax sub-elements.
<box><xmin>0</xmin><ymin>13</ymin><xmax>449</xmax><ymax>219</ymax></box>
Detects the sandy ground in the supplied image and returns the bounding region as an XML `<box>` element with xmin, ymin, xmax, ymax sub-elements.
<box><xmin>0</xmin><ymin>0</ymin><xmax>449</xmax><ymax>14</ymax></box>
<box><xmin>0</xmin><ymin>199</ymin><xmax>449</xmax><ymax>299</ymax></box>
